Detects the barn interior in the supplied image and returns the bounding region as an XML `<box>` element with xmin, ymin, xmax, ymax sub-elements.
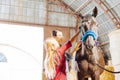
<box><xmin>0</xmin><ymin>0</ymin><xmax>120</xmax><ymax>80</ymax></box>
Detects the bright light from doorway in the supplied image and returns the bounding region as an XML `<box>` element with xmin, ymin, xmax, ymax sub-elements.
<box><xmin>0</xmin><ymin>23</ymin><xmax>43</xmax><ymax>80</ymax></box>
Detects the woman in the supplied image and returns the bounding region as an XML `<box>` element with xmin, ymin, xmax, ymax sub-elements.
<box><xmin>44</xmin><ymin>29</ymin><xmax>80</xmax><ymax>80</ymax></box>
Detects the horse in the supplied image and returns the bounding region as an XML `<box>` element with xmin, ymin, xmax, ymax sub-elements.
<box><xmin>73</xmin><ymin>6</ymin><xmax>120</xmax><ymax>80</ymax></box>
<box><xmin>75</xmin><ymin>7</ymin><xmax>105</xmax><ymax>80</ymax></box>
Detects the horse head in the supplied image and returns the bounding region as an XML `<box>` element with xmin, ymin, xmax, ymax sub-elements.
<box><xmin>75</xmin><ymin>7</ymin><xmax>99</xmax><ymax>64</ymax></box>
<box><xmin>80</xmin><ymin>7</ymin><xmax>98</xmax><ymax>50</ymax></box>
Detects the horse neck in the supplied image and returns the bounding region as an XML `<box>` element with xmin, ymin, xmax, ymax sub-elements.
<box><xmin>75</xmin><ymin>44</ymin><xmax>88</xmax><ymax>61</ymax></box>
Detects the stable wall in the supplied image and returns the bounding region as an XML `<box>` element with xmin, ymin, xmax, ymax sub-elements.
<box><xmin>108</xmin><ymin>29</ymin><xmax>120</xmax><ymax>80</ymax></box>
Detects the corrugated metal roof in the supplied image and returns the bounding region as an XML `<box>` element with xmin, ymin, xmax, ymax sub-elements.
<box><xmin>0</xmin><ymin>0</ymin><xmax>119</xmax><ymax>60</ymax></box>
<box><xmin>50</xmin><ymin>0</ymin><xmax>120</xmax><ymax>59</ymax></box>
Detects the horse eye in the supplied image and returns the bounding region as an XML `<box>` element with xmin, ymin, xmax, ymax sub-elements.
<box><xmin>84</xmin><ymin>25</ymin><xmax>88</xmax><ymax>32</ymax></box>
<box><xmin>82</xmin><ymin>20</ymin><xmax>88</xmax><ymax>23</ymax></box>
<box><xmin>82</xmin><ymin>20</ymin><xmax>85</xmax><ymax>23</ymax></box>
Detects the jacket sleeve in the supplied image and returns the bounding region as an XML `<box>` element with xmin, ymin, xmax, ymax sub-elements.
<box><xmin>57</xmin><ymin>41</ymin><xmax>72</xmax><ymax>57</ymax></box>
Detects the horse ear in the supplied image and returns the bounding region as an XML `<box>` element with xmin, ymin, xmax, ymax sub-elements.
<box><xmin>92</xmin><ymin>7</ymin><xmax>98</xmax><ymax>17</ymax></box>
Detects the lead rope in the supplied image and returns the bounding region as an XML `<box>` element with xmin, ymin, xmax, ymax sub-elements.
<box><xmin>66</xmin><ymin>59</ymin><xmax>70</xmax><ymax>80</ymax></box>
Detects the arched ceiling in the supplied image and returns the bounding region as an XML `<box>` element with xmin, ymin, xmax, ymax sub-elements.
<box><xmin>47</xmin><ymin>0</ymin><xmax>120</xmax><ymax>57</ymax></box>
<box><xmin>0</xmin><ymin>0</ymin><xmax>119</xmax><ymax>59</ymax></box>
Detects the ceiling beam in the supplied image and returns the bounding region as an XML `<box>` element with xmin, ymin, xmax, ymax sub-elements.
<box><xmin>48</xmin><ymin>10</ymin><xmax>71</xmax><ymax>14</ymax></box>
<box><xmin>98</xmin><ymin>41</ymin><xmax>109</xmax><ymax>47</ymax></box>
<box><xmin>0</xmin><ymin>19</ymin><xmax>75</xmax><ymax>29</ymax></box>
<box><xmin>94</xmin><ymin>0</ymin><xmax>120</xmax><ymax>28</ymax></box>
<box><xmin>74</xmin><ymin>0</ymin><xmax>92</xmax><ymax>13</ymax></box>
<box><xmin>48</xmin><ymin>0</ymin><xmax>82</xmax><ymax>29</ymax></box>
<box><xmin>46</xmin><ymin>0</ymin><xmax>49</xmax><ymax>25</ymax></box>
<box><xmin>49</xmin><ymin>0</ymin><xmax>75</xmax><ymax>11</ymax></box>
<box><xmin>69</xmin><ymin>0</ymin><xmax>76</xmax><ymax>6</ymax></box>
<box><xmin>48</xmin><ymin>0</ymin><xmax>82</xmax><ymax>19</ymax></box>
<box><xmin>49</xmin><ymin>0</ymin><xmax>82</xmax><ymax>30</ymax></box>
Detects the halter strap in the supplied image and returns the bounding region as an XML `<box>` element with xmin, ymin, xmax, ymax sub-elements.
<box><xmin>82</xmin><ymin>30</ymin><xmax>97</xmax><ymax>42</ymax></box>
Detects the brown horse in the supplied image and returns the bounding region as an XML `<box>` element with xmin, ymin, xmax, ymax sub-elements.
<box><xmin>74</xmin><ymin>6</ymin><xmax>120</xmax><ymax>80</ymax></box>
<box><xmin>75</xmin><ymin>7</ymin><xmax>105</xmax><ymax>80</ymax></box>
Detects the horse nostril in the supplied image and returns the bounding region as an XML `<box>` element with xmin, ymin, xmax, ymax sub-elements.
<box><xmin>86</xmin><ymin>45</ymin><xmax>89</xmax><ymax>49</ymax></box>
<box><xmin>90</xmin><ymin>46</ymin><xmax>93</xmax><ymax>49</ymax></box>
<box><xmin>86</xmin><ymin>45</ymin><xmax>92</xmax><ymax>49</ymax></box>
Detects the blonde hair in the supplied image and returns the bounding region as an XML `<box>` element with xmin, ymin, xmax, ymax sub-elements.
<box><xmin>44</xmin><ymin>37</ymin><xmax>60</xmax><ymax>79</ymax></box>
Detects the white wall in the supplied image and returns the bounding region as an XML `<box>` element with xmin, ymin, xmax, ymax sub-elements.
<box><xmin>108</xmin><ymin>29</ymin><xmax>120</xmax><ymax>80</ymax></box>
<box><xmin>0</xmin><ymin>23</ymin><xmax>43</xmax><ymax>80</ymax></box>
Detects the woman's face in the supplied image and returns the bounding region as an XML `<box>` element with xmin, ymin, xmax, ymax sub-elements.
<box><xmin>56</xmin><ymin>31</ymin><xmax>63</xmax><ymax>44</ymax></box>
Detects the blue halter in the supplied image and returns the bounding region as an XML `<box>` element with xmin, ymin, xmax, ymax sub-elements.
<box><xmin>82</xmin><ymin>30</ymin><xmax>97</xmax><ymax>42</ymax></box>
